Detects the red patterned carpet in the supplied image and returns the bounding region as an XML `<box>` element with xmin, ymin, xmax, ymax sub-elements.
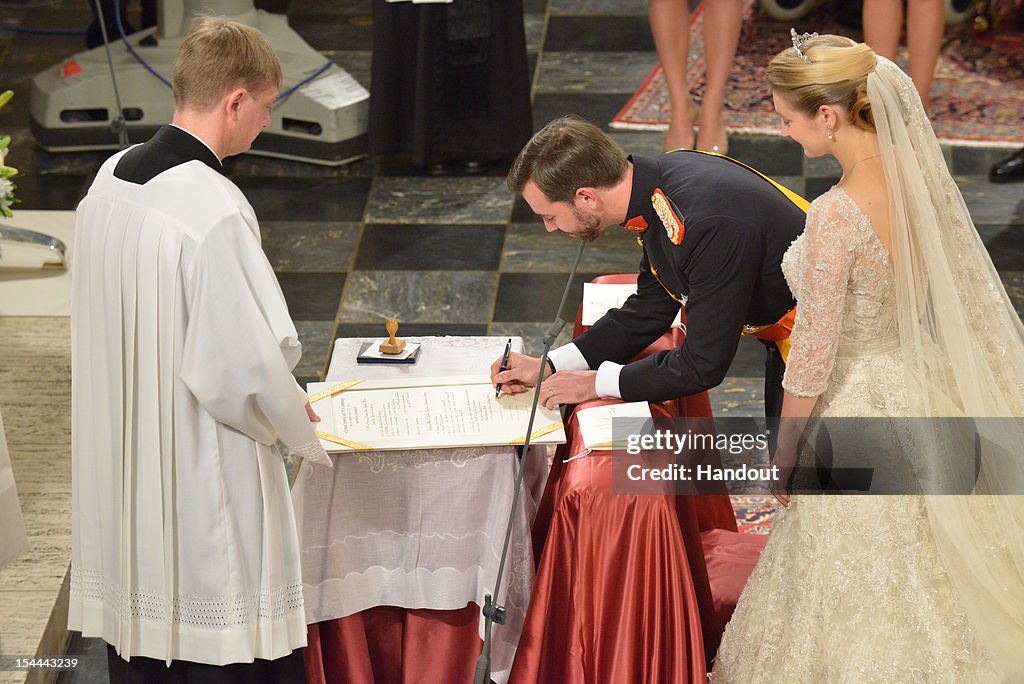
<box><xmin>731</xmin><ymin>495</ymin><xmax>777</xmax><ymax>535</ymax></box>
<box><xmin>612</xmin><ymin>1</ymin><xmax>1024</xmax><ymax>147</ymax></box>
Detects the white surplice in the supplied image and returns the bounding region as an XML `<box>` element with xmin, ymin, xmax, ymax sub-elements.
<box><xmin>69</xmin><ymin>146</ymin><xmax>331</xmax><ymax>665</ymax></box>
<box><xmin>0</xmin><ymin>407</ymin><xmax>29</xmax><ymax>572</ymax></box>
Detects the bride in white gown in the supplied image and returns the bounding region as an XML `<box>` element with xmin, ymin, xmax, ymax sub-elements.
<box><xmin>711</xmin><ymin>33</ymin><xmax>1024</xmax><ymax>682</ymax></box>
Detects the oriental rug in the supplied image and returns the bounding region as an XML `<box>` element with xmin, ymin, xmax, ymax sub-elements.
<box><xmin>731</xmin><ymin>494</ymin><xmax>777</xmax><ymax>535</ymax></box>
<box><xmin>611</xmin><ymin>0</ymin><xmax>1024</xmax><ymax>147</ymax></box>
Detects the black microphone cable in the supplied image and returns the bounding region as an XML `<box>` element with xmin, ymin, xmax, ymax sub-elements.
<box><xmin>473</xmin><ymin>239</ymin><xmax>586</xmax><ymax>684</ymax></box>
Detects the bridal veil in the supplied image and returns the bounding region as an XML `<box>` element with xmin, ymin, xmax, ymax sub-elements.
<box><xmin>870</xmin><ymin>56</ymin><xmax>1024</xmax><ymax>677</ymax></box>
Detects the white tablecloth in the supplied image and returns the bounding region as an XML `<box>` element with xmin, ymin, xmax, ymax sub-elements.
<box><xmin>291</xmin><ymin>336</ymin><xmax>544</xmax><ymax>683</ymax></box>
<box><xmin>0</xmin><ymin>211</ymin><xmax>76</xmax><ymax>316</ymax></box>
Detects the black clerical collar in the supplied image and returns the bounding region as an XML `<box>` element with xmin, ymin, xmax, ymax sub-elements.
<box><xmin>167</xmin><ymin>124</ymin><xmax>222</xmax><ymax>168</ymax></box>
<box><xmin>114</xmin><ymin>125</ymin><xmax>223</xmax><ymax>185</ymax></box>
<box><xmin>622</xmin><ymin>155</ymin><xmax>661</xmax><ymax>230</ymax></box>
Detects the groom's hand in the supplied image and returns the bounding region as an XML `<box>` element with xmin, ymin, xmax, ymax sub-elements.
<box><xmin>492</xmin><ymin>352</ymin><xmax>549</xmax><ymax>395</ymax></box>
<box><xmin>538</xmin><ymin>370</ymin><xmax>598</xmax><ymax>410</ymax></box>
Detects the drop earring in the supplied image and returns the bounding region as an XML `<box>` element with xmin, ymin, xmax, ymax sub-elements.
<box><xmin>826</xmin><ymin>126</ymin><xmax>834</xmax><ymax>141</ymax></box>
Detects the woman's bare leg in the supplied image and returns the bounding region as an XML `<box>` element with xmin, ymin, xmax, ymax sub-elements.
<box><xmin>696</xmin><ymin>0</ymin><xmax>743</xmax><ymax>153</ymax></box>
<box><xmin>906</xmin><ymin>0</ymin><xmax>944</xmax><ymax>112</ymax></box>
<box><xmin>649</xmin><ymin>0</ymin><xmax>695</xmax><ymax>150</ymax></box>
<box><xmin>862</xmin><ymin>0</ymin><xmax>902</xmax><ymax>60</ymax></box>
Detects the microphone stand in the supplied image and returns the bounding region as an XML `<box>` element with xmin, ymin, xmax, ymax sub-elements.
<box><xmin>473</xmin><ymin>240</ymin><xmax>586</xmax><ymax>684</ymax></box>
<box><xmin>93</xmin><ymin>0</ymin><xmax>130</xmax><ymax>150</ymax></box>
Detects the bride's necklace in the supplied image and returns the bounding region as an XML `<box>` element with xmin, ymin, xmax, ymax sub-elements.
<box><xmin>840</xmin><ymin>153</ymin><xmax>881</xmax><ymax>182</ymax></box>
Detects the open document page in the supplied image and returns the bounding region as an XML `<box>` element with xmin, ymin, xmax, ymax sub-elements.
<box><xmin>576</xmin><ymin>401</ymin><xmax>654</xmax><ymax>450</ymax></box>
<box><xmin>307</xmin><ymin>375</ymin><xmax>566</xmax><ymax>452</ymax></box>
<box><xmin>582</xmin><ymin>282</ymin><xmax>683</xmax><ymax>328</ymax></box>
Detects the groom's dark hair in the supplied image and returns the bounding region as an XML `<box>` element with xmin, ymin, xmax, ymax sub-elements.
<box><xmin>507</xmin><ymin>115</ymin><xmax>628</xmax><ymax>204</ymax></box>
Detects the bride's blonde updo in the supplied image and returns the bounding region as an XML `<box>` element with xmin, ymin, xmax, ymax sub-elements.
<box><xmin>767</xmin><ymin>34</ymin><xmax>878</xmax><ymax>132</ymax></box>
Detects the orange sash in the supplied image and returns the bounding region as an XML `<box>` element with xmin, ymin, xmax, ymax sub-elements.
<box><xmin>744</xmin><ymin>307</ymin><xmax>796</xmax><ymax>364</ymax></box>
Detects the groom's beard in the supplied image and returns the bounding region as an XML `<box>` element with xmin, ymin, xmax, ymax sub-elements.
<box><xmin>572</xmin><ymin>206</ymin><xmax>604</xmax><ymax>242</ymax></box>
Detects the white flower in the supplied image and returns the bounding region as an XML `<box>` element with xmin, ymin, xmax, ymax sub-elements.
<box><xmin>0</xmin><ymin>178</ymin><xmax>13</xmax><ymax>215</ymax></box>
<box><xmin>0</xmin><ymin>90</ymin><xmax>17</xmax><ymax>218</ymax></box>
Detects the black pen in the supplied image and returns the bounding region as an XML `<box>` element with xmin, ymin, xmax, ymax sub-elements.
<box><xmin>495</xmin><ymin>338</ymin><xmax>512</xmax><ymax>397</ymax></box>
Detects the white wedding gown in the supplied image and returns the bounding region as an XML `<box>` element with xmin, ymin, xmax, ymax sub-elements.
<box><xmin>711</xmin><ymin>187</ymin><xmax>999</xmax><ymax>682</ymax></box>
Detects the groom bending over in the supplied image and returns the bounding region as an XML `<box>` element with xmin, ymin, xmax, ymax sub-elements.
<box><xmin>492</xmin><ymin>115</ymin><xmax>807</xmax><ymax>424</ymax></box>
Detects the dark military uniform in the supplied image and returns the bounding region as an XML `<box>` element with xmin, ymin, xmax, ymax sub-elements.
<box><xmin>573</xmin><ymin>151</ymin><xmax>807</xmax><ymax>418</ymax></box>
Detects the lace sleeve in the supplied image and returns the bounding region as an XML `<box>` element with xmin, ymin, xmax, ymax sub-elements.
<box><xmin>782</xmin><ymin>195</ymin><xmax>860</xmax><ymax>397</ymax></box>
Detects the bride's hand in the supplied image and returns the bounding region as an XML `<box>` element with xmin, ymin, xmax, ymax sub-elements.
<box><xmin>770</xmin><ymin>438</ymin><xmax>798</xmax><ymax>507</ymax></box>
<box><xmin>773</xmin><ymin>392</ymin><xmax>818</xmax><ymax>508</ymax></box>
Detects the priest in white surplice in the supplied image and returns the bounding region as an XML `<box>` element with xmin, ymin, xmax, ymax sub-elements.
<box><xmin>69</xmin><ymin>17</ymin><xmax>332</xmax><ymax>682</ymax></box>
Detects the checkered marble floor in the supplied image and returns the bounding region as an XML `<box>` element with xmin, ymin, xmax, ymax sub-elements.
<box><xmin>0</xmin><ymin>1</ymin><xmax>1021</xmax><ymax>681</ymax></box>
<box><xmin>3</xmin><ymin>1</ymin><xmax>1021</xmax><ymax>392</ymax></box>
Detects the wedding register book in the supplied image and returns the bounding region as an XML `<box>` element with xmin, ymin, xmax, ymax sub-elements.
<box><xmin>307</xmin><ymin>375</ymin><xmax>566</xmax><ymax>452</ymax></box>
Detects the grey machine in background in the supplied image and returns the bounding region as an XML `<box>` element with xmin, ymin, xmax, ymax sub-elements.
<box><xmin>29</xmin><ymin>0</ymin><xmax>369</xmax><ymax>166</ymax></box>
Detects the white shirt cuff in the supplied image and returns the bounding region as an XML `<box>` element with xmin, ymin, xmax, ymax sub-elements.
<box><xmin>595</xmin><ymin>361</ymin><xmax>624</xmax><ymax>399</ymax></box>
<box><xmin>548</xmin><ymin>343</ymin><xmax>590</xmax><ymax>372</ymax></box>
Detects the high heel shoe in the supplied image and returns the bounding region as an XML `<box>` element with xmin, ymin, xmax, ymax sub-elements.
<box><xmin>661</xmin><ymin>105</ymin><xmax>701</xmax><ymax>153</ymax></box>
<box><xmin>696</xmin><ymin>122</ymin><xmax>729</xmax><ymax>156</ymax></box>
<box><xmin>698</xmin><ymin>140</ymin><xmax>728</xmax><ymax>156</ymax></box>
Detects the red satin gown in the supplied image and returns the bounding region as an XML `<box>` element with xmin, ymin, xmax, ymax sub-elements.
<box><xmin>508</xmin><ymin>274</ymin><xmax>766</xmax><ymax>684</ymax></box>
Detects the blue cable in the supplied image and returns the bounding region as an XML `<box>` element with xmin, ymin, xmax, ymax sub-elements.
<box><xmin>275</xmin><ymin>60</ymin><xmax>333</xmax><ymax>104</ymax></box>
<box><xmin>109</xmin><ymin>0</ymin><xmax>334</xmax><ymax>103</ymax></box>
<box><xmin>113</xmin><ymin>0</ymin><xmax>171</xmax><ymax>88</ymax></box>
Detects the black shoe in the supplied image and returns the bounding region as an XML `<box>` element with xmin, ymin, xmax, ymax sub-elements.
<box><xmin>989</xmin><ymin>148</ymin><xmax>1024</xmax><ymax>184</ymax></box>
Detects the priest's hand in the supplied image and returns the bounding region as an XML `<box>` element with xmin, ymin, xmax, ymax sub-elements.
<box><xmin>539</xmin><ymin>370</ymin><xmax>598</xmax><ymax>410</ymax></box>
<box><xmin>305</xmin><ymin>402</ymin><xmax>321</xmax><ymax>423</ymax></box>
<box><xmin>491</xmin><ymin>352</ymin><xmax>551</xmax><ymax>395</ymax></box>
